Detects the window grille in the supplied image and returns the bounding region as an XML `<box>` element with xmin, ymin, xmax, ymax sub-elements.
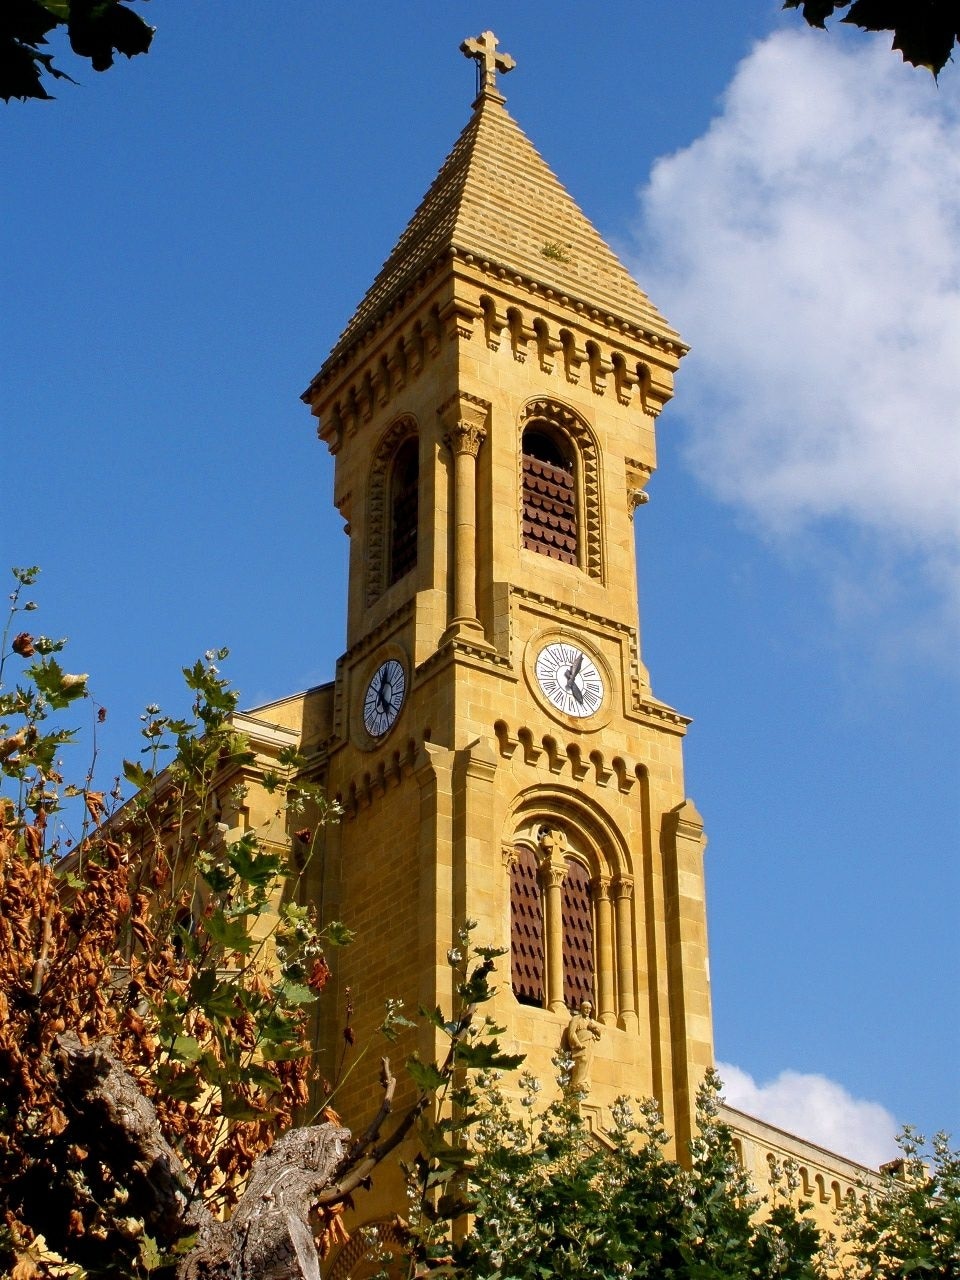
<box><xmin>561</xmin><ymin>856</ymin><xmax>595</xmax><ymax>1010</ymax></box>
<box><xmin>510</xmin><ymin>845</ymin><xmax>545</xmax><ymax>1006</ymax></box>
<box><xmin>389</xmin><ymin>437</ymin><xmax>419</xmax><ymax>584</ymax></box>
<box><xmin>521</xmin><ymin>428</ymin><xmax>577</xmax><ymax>565</ymax></box>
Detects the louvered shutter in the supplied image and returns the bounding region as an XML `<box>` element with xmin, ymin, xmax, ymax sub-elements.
<box><xmin>510</xmin><ymin>845</ymin><xmax>545</xmax><ymax>1006</ymax></box>
<box><xmin>521</xmin><ymin>454</ymin><xmax>577</xmax><ymax>565</ymax></box>
<box><xmin>389</xmin><ymin>439</ymin><xmax>419</xmax><ymax>584</ymax></box>
<box><xmin>561</xmin><ymin>856</ymin><xmax>595</xmax><ymax>1010</ymax></box>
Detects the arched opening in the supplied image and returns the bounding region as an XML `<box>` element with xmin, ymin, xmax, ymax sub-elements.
<box><xmin>521</xmin><ymin>424</ymin><xmax>577</xmax><ymax>565</ymax></box>
<box><xmin>388</xmin><ymin>435</ymin><xmax>419</xmax><ymax>585</ymax></box>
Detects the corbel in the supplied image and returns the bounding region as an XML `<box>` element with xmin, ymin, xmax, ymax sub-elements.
<box><xmin>507</xmin><ymin>307</ymin><xmax>535</xmax><ymax>363</ymax></box>
<box><xmin>439</xmin><ymin>296</ymin><xmax>478</xmax><ymax>343</ymax></box>
<box><xmin>559</xmin><ymin>329</ymin><xmax>584</xmax><ymax>384</ymax></box>
<box><xmin>589</xmin><ymin>749</ymin><xmax>611</xmax><ymax>787</ymax></box>
<box><xmin>517</xmin><ymin>726</ymin><xmax>542</xmax><ymax>767</ymax></box>
<box><xmin>566</xmin><ymin>743</ymin><xmax>590</xmax><ymax>781</ymax></box>
<box><xmin>494</xmin><ymin>720</ymin><xmax>519</xmax><ymax>759</ymax></box>
<box><xmin>533</xmin><ymin>317</ymin><xmax>560</xmax><ymax>374</ymax></box>
<box><xmin>479</xmin><ymin>295</ymin><xmax>506</xmax><ymax>351</ymax></box>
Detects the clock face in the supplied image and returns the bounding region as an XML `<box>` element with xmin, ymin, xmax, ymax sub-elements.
<box><xmin>535</xmin><ymin>642</ymin><xmax>604</xmax><ymax>718</ymax></box>
<box><xmin>363</xmin><ymin>658</ymin><xmax>406</xmax><ymax>738</ymax></box>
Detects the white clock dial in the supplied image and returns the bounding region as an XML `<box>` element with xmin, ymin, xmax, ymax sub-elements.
<box><xmin>535</xmin><ymin>642</ymin><xmax>604</xmax><ymax>718</ymax></box>
<box><xmin>363</xmin><ymin>658</ymin><xmax>406</xmax><ymax>737</ymax></box>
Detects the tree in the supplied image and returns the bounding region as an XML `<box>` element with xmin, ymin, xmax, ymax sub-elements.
<box><xmin>0</xmin><ymin>567</ymin><xmax>520</xmax><ymax>1279</ymax></box>
<box><xmin>838</xmin><ymin>1128</ymin><xmax>960</xmax><ymax>1278</ymax></box>
<box><xmin>784</xmin><ymin>1</ymin><xmax>959</xmax><ymax>77</ymax></box>
<box><xmin>398</xmin><ymin>1067</ymin><xmax>827</xmax><ymax>1279</ymax></box>
<box><xmin>0</xmin><ymin>0</ymin><xmax>153</xmax><ymax>102</ymax></box>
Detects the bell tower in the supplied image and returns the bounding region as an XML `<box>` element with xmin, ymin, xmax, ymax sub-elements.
<box><xmin>297</xmin><ymin>30</ymin><xmax>713</xmax><ymax>1219</ymax></box>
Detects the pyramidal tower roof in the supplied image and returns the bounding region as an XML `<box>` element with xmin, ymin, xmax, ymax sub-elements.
<box><xmin>313</xmin><ymin>33</ymin><xmax>679</xmax><ymax>385</ymax></box>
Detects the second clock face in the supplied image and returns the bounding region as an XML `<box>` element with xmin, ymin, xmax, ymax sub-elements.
<box><xmin>535</xmin><ymin>642</ymin><xmax>604</xmax><ymax>718</ymax></box>
<box><xmin>363</xmin><ymin>658</ymin><xmax>406</xmax><ymax>738</ymax></box>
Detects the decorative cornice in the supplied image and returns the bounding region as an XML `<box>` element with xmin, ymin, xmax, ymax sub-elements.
<box><xmin>304</xmin><ymin>243</ymin><xmax>688</xmax><ymax>406</ymax></box>
<box><xmin>415</xmin><ymin>635</ymin><xmax>512</xmax><ymax>681</ymax></box>
<box><xmin>493</xmin><ymin>719</ymin><xmax>644</xmax><ymax>795</ymax></box>
<box><xmin>512</xmin><ymin>586</ymin><xmax>637</xmax><ymax>639</ymax></box>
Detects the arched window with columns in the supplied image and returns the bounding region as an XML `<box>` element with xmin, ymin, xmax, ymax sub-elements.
<box><xmin>506</xmin><ymin>812</ymin><xmax>635</xmax><ymax>1027</ymax></box>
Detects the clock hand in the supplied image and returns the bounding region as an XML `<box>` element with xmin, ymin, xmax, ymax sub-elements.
<box><xmin>570</xmin><ymin>652</ymin><xmax>584</xmax><ymax>679</ymax></box>
<box><xmin>377</xmin><ymin>676</ymin><xmax>391</xmax><ymax>713</ymax></box>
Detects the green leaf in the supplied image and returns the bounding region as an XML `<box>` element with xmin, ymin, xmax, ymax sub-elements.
<box><xmin>55</xmin><ymin>867</ymin><xmax>86</xmax><ymax>889</ymax></box>
<box><xmin>407</xmin><ymin>1056</ymin><xmax>447</xmax><ymax>1092</ymax></box>
<box><xmin>220</xmin><ymin>1093</ymin><xmax>271</xmax><ymax>1121</ymax></box>
<box><xmin>227</xmin><ymin>834</ymin><xmax>282</xmax><ymax>889</ymax></box>
<box><xmin>27</xmin><ymin>656</ymin><xmax>88</xmax><ymax>709</ymax></box>
<box><xmin>260</xmin><ymin>1040</ymin><xmax>309</xmax><ymax>1062</ymax></box>
<box><xmin>169</xmin><ymin>1035</ymin><xmax>202</xmax><ymax>1063</ymax></box>
<box><xmin>279</xmin><ymin>979</ymin><xmax>317</xmax><ymax>1007</ymax></box>
<box><xmin>456</xmin><ymin>1039</ymin><xmax>525</xmax><ymax>1072</ymax></box>
<box><xmin>123</xmin><ymin>757</ymin><xmax>154</xmax><ymax>789</ymax></box>
<box><xmin>155</xmin><ymin>1063</ymin><xmax>202</xmax><ymax>1103</ymax></box>
<box><xmin>324</xmin><ymin>919</ymin><xmax>355</xmax><ymax>947</ymax></box>
<box><xmin>137</xmin><ymin>1233</ymin><xmax>162</xmax><ymax>1273</ymax></box>
<box><xmin>243</xmin><ymin>1063</ymin><xmax>283</xmax><ymax>1094</ymax></box>
<box><xmin>204</xmin><ymin>911</ymin><xmax>254</xmax><ymax>954</ymax></box>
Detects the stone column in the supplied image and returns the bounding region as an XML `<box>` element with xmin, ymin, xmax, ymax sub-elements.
<box><xmin>538</xmin><ymin>828</ymin><xmax>568</xmax><ymax>1014</ymax></box>
<box><xmin>439</xmin><ymin>392</ymin><xmax>491</xmax><ymax>644</ymax></box>
<box><xmin>591</xmin><ymin>874</ymin><xmax>616</xmax><ymax>1025</ymax></box>
<box><xmin>612</xmin><ymin>875</ymin><xmax>637</xmax><ymax>1032</ymax></box>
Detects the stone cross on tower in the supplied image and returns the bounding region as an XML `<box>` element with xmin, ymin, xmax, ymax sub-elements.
<box><xmin>460</xmin><ymin>29</ymin><xmax>516</xmax><ymax>100</ymax></box>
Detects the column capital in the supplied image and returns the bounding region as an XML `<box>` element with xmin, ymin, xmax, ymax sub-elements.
<box><xmin>612</xmin><ymin>875</ymin><xmax>634</xmax><ymax>902</ymax></box>
<box><xmin>539</xmin><ymin>861</ymin><xmax>567</xmax><ymax>890</ymax></box>
<box><xmin>438</xmin><ymin>391</ymin><xmax>490</xmax><ymax>455</ymax></box>
<box><xmin>590</xmin><ymin>873</ymin><xmax>612</xmax><ymax>899</ymax></box>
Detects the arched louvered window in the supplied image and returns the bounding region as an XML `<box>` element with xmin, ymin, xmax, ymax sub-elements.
<box><xmin>510</xmin><ymin>845</ymin><xmax>545</xmax><ymax>1007</ymax></box>
<box><xmin>521</xmin><ymin>426</ymin><xmax>577</xmax><ymax>565</ymax></box>
<box><xmin>561</xmin><ymin>856</ymin><xmax>595</xmax><ymax>1010</ymax></box>
<box><xmin>388</xmin><ymin>436</ymin><xmax>419</xmax><ymax>585</ymax></box>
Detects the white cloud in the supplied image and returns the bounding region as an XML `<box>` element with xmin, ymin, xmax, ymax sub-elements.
<box><xmin>718</xmin><ymin>1061</ymin><xmax>899</xmax><ymax>1169</ymax></box>
<box><xmin>634</xmin><ymin>30</ymin><xmax>960</xmax><ymax>636</ymax></box>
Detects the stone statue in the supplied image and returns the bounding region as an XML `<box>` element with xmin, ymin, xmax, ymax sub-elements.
<box><xmin>562</xmin><ymin>999</ymin><xmax>603</xmax><ymax>1092</ymax></box>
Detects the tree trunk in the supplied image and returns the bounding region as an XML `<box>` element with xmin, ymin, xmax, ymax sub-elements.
<box><xmin>54</xmin><ymin>1034</ymin><xmax>352</xmax><ymax>1280</ymax></box>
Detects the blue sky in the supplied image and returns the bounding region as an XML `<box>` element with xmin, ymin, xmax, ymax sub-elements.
<box><xmin>3</xmin><ymin>3</ymin><xmax>958</xmax><ymax>1164</ymax></box>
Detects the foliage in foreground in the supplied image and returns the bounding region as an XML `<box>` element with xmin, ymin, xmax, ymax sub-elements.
<box><xmin>404</xmin><ymin>1067</ymin><xmax>960</xmax><ymax>1280</ymax></box>
<box><xmin>784</xmin><ymin>0</ymin><xmax>958</xmax><ymax>76</ymax></box>
<box><xmin>0</xmin><ymin>567</ymin><xmax>525</xmax><ymax>1279</ymax></box>
<box><xmin>439</xmin><ymin>1069</ymin><xmax>825</xmax><ymax>1280</ymax></box>
<box><xmin>0</xmin><ymin>567</ymin><xmax>349</xmax><ymax>1275</ymax></box>
<box><xmin>837</xmin><ymin>1127</ymin><xmax>960</xmax><ymax>1278</ymax></box>
<box><xmin>1</xmin><ymin>0</ymin><xmax>154</xmax><ymax>102</ymax></box>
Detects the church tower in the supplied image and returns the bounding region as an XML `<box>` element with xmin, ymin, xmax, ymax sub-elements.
<box><xmin>293</xmin><ymin>31</ymin><xmax>713</xmax><ymax>1225</ymax></box>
